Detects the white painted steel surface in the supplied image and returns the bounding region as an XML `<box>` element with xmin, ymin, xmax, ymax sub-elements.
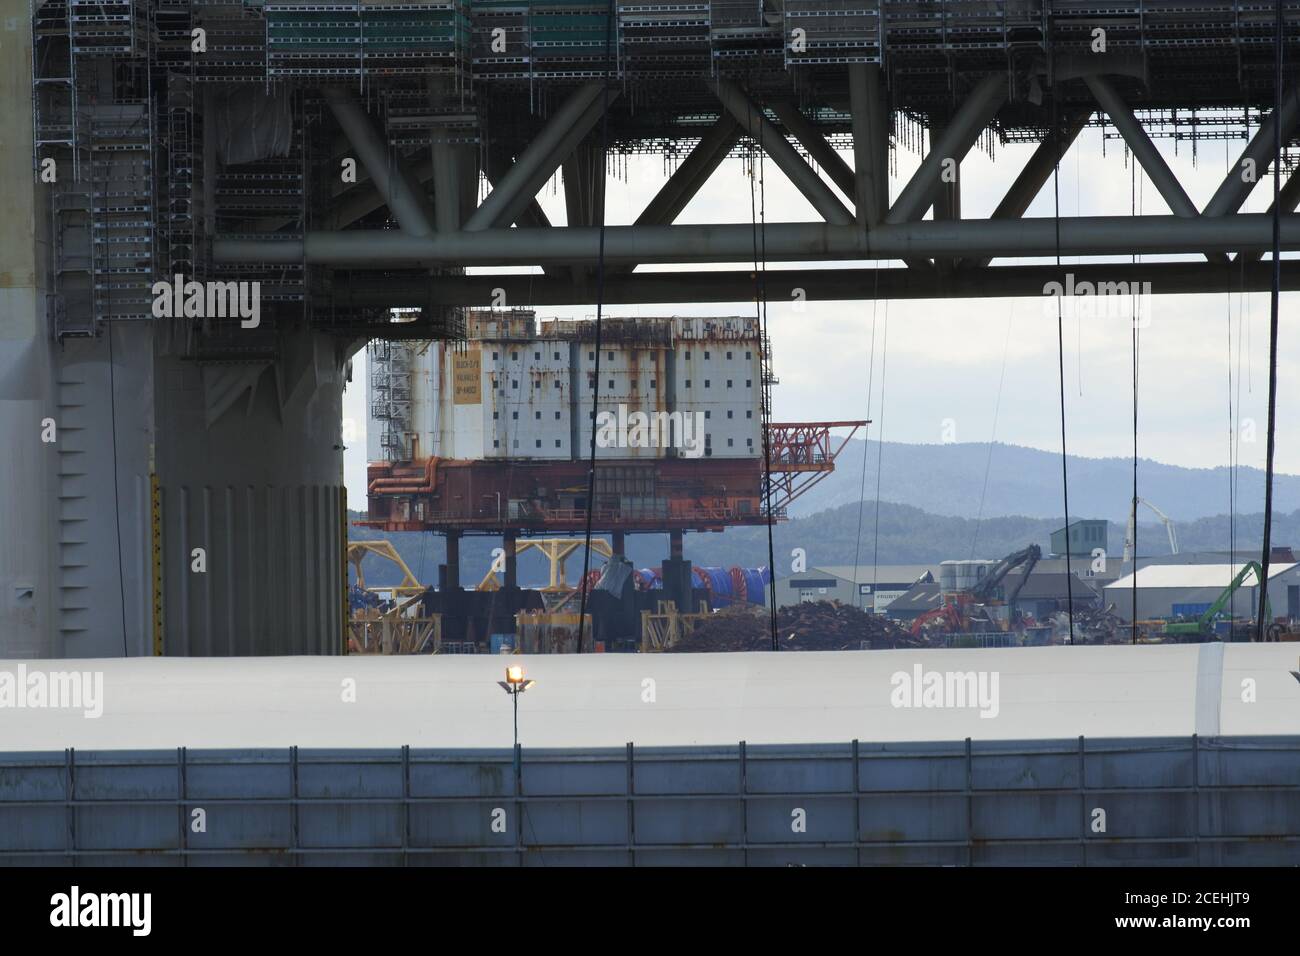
<box><xmin>2</xmin><ymin>644</ymin><xmax>1296</xmax><ymax>753</ymax></box>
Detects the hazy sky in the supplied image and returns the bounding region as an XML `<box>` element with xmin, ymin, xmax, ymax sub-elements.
<box><xmin>342</xmin><ymin>124</ymin><xmax>1296</xmax><ymax>507</ymax></box>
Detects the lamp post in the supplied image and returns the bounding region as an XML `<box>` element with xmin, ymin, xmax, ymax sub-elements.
<box><xmin>498</xmin><ymin>665</ymin><xmax>535</xmax><ymax>783</ymax></box>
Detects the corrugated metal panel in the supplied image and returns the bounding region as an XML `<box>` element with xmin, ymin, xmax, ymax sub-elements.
<box><xmin>0</xmin><ymin>737</ymin><xmax>1295</xmax><ymax>865</ymax></box>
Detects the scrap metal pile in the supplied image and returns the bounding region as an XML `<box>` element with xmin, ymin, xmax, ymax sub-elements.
<box><xmin>668</xmin><ymin>601</ymin><xmax>921</xmax><ymax>653</ymax></box>
<box><xmin>1049</xmin><ymin>604</ymin><xmax>1126</xmax><ymax>644</ymax></box>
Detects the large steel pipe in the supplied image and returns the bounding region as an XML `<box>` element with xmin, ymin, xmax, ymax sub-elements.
<box><xmin>331</xmin><ymin>261</ymin><xmax>1300</xmax><ymax>307</ymax></box>
<box><xmin>214</xmin><ymin>213</ymin><xmax>1300</xmax><ymax>266</ymax></box>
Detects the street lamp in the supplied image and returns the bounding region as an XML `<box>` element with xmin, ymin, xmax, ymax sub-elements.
<box><xmin>498</xmin><ymin>665</ymin><xmax>536</xmax><ymax>781</ymax></box>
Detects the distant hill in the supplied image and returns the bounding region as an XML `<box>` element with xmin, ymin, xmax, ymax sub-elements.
<box><xmin>348</xmin><ymin>504</ymin><xmax>1300</xmax><ymax>588</ymax></box>
<box><xmin>794</xmin><ymin>439</ymin><xmax>1300</xmax><ymax>523</ymax></box>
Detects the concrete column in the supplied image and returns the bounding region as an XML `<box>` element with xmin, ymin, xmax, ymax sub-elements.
<box><xmin>444</xmin><ymin>531</ymin><xmax>461</xmax><ymax>589</ymax></box>
<box><xmin>503</xmin><ymin>533</ymin><xmax>517</xmax><ymax>590</ymax></box>
<box><xmin>663</xmin><ymin>530</ymin><xmax>691</xmax><ymax>613</ymax></box>
<box><xmin>153</xmin><ymin>326</ymin><xmax>348</xmax><ymax>655</ymax></box>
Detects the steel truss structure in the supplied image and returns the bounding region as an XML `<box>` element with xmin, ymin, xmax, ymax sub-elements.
<box><xmin>29</xmin><ymin>0</ymin><xmax>1300</xmax><ymax>340</ymax></box>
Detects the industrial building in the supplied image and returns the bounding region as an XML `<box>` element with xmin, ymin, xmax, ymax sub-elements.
<box><xmin>370</xmin><ymin>310</ymin><xmax>762</xmax><ymax>465</ymax></box>
<box><xmin>887</xmin><ymin>569</ymin><xmax>1100</xmax><ymax>625</ymax></box>
<box><xmin>1104</xmin><ymin>562</ymin><xmax>1300</xmax><ymax>624</ymax></box>
<box><xmin>360</xmin><ymin>308</ymin><xmax>859</xmax><ymax>636</ymax></box>
<box><xmin>1050</xmin><ymin>519</ymin><xmax>1109</xmax><ymax>558</ymax></box>
<box><xmin>776</xmin><ymin>564</ymin><xmax>936</xmax><ymax>612</ymax></box>
<box><xmin>365</xmin><ymin>310</ymin><xmax>771</xmax><ymax>535</ymax></box>
<box><xmin>1033</xmin><ymin>555</ymin><xmax>1122</xmax><ymax>586</ymax></box>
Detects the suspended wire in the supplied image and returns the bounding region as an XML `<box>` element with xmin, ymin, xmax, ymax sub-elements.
<box><xmin>970</xmin><ymin>306</ymin><xmax>1014</xmax><ymax>560</ymax></box>
<box><xmin>851</xmin><ymin>271</ymin><xmax>883</xmax><ymax>602</ymax></box>
<box><xmin>574</xmin><ymin>0</ymin><xmax>616</xmax><ymax>654</ymax></box>
<box><xmin>746</xmin><ymin>96</ymin><xmax>779</xmax><ymax>652</ymax></box>
<box><xmin>1233</xmin><ymin>268</ymin><xmax>1246</xmax><ymax>616</ymax></box>
<box><xmin>1130</xmin><ymin>155</ymin><xmax>1140</xmax><ymax>645</ymax></box>
<box><xmin>1228</xmin><ymin>275</ymin><xmax>1237</xmax><ymax>621</ymax></box>
<box><xmin>107</xmin><ymin>314</ymin><xmax>130</xmax><ymax>657</ymax></box>
<box><xmin>101</xmin><ymin>151</ymin><xmax>129</xmax><ymax>655</ymax></box>
<box><xmin>1051</xmin><ymin>89</ymin><xmax>1077</xmax><ymax>644</ymax></box>
<box><xmin>1228</xmin><ymin>145</ymin><xmax>1241</xmax><ymax>623</ymax></box>
<box><xmin>870</xmin><ymin>301</ymin><xmax>889</xmax><ymax>598</ymax></box>
<box><xmin>1256</xmin><ymin>0</ymin><xmax>1284</xmax><ymax>641</ymax></box>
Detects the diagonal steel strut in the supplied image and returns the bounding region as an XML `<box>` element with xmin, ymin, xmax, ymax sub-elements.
<box><xmin>709</xmin><ymin>76</ymin><xmax>853</xmax><ymax>225</ymax></box>
<box><xmin>886</xmin><ymin>73</ymin><xmax>1007</xmax><ymax>225</ymax></box>
<box><xmin>465</xmin><ymin>83</ymin><xmax>618</xmax><ymax>232</ymax></box>
<box><xmin>962</xmin><ymin>110</ymin><xmax>1091</xmax><ymax>270</ymax></box>
<box><xmin>1203</xmin><ymin>86</ymin><xmax>1300</xmax><ymax>219</ymax></box>
<box><xmin>769</xmin><ymin>101</ymin><xmax>856</xmax><ymax>199</ymax></box>
<box><xmin>1086</xmin><ymin>76</ymin><xmax>1200</xmax><ymax>220</ymax></box>
<box><xmin>323</xmin><ymin>87</ymin><xmax>435</xmax><ymax>237</ymax></box>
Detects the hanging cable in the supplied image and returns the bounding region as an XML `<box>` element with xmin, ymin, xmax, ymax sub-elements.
<box><xmin>871</xmin><ymin>301</ymin><xmax>889</xmax><ymax>599</ymax></box>
<box><xmin>970</xmin><ymin>306</ymin><xmax>1013</xmax><ymax>560</ymax></box>
<box><xmin>745</xmin><ymin>95</ymin><xmax>778</xmax><ymax>652</ymax></box>
<box><xmin>851</xmin><ymin>271</ymin><xmax>883</xmax><ymax>601</ymax></box>
<box><xmin>1051</xmin><ymin>87</ymin><xmax>1077</xmax><ymax>644</ymax></box>
<box><xmin>1228</xmin><ymin>291</ymin><xmax>1235</xmax><ymax>621</ymax></box>
<box><xmin>1130</xmin><ymin>155</ymin><xmax>1140</xmax><ymax>645</ymax></box>
<box><xmin>1256</xmin><ymin>0</ymin><xmax>1284</xmax><ymax>641</ymax></box>
<box><xmin>1232</xmin><ymin>257</ymin><xmax>1247</xmax><ymax>620</ymax></box>
<box><xmin>98</xmin><ymin>126</ymin><xmax>130</xmax><ymax>656</ymax></box>
<box><xmin>106</xmin><ymin>277</ymin><xmax>129</xmax><ymax>655</ymax></box>
<box><xmin>1045</xmin><ymin>91</ymin><xmax>1076</xmax><ymax>642</ymax></box>
<box><xmin>1228</xmin><ymin>156</ymin><xmax>1244</xmax><ymax>623</ymax></box>
<box><xmin>574</xmin><ymin>0</ymin><xmax>616</xmax><ymax>654</ymax></box>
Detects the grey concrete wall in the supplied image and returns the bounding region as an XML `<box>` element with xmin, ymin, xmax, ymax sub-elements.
<box><xmin>52</xmin><ymin>324</ymin><xmax>155</xmax><ymax>655</ymax></box>
<box><xmin>0</xmin><ymin>4</ymin><xmax>56</xmax><ymax>657</ymax></box>
<box><xmin>153</xmin><ymin>326</ymin><xmax>347</xmax><ymax>654</ymax></box>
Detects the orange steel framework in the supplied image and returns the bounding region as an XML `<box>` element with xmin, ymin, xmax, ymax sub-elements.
<box><xmin>766</xmin><ymin>421</ymin><xmax>868</xmax><ymax>510</ymax></box>
<box><xmin>363</xmin><ymin>420</ymin><xmax>866</xmax><ymax>534</ymax></box>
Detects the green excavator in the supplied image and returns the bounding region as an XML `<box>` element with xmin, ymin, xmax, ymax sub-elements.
<box><xmin>1163</xmin><ymin>562</ymin><xmax>1284</xmax><ymax>642</ymax></box>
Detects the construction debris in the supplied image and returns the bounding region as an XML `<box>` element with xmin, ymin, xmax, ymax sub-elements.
<box><xmin>667</xmin><ymin>601</ymin><xmax>919</xmax><ymax>653</ymax></box>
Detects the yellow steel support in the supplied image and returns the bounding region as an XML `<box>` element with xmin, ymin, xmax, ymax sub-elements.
<box><xmin>348</xmin><ymin>540</ymin><xmax>426</xmax><ymax>597</ymax></box>
<box><xmin>475</xmin><ymin>537</ymin><xmax>614</xmax><ymax>591</ymax></box>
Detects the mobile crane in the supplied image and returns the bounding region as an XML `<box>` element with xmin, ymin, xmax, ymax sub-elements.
<box><xmin>1122</xmin><ymin>497</ymin><xmax>1178</xmax><ymax>563</ymax></box>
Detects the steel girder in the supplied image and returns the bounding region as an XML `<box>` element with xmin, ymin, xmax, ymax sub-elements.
<box><xmin>215</xmin><ymin>214</ymin><xmax>1300</xmax><ymax>265</ymax></box>
<box><xmin>214</xmin><ymin>72</ymin><xmax>1300</xmax><ymax>303</ymax></box>
<box><xmin>329</xmin><ymin>262</ymin><xmax>1300</xmax><ymax>309</ymax></box>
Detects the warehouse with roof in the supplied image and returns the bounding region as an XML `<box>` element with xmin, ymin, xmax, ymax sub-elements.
<box><xmin>1103</xmin><ymin>561</ymin><xmax>1300</xmax><ymax>623</ymax></box>
<box><xmin>775</xmin><ymin>565</ymin><xmax>937</xmax><ymax>612</ymax></box>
